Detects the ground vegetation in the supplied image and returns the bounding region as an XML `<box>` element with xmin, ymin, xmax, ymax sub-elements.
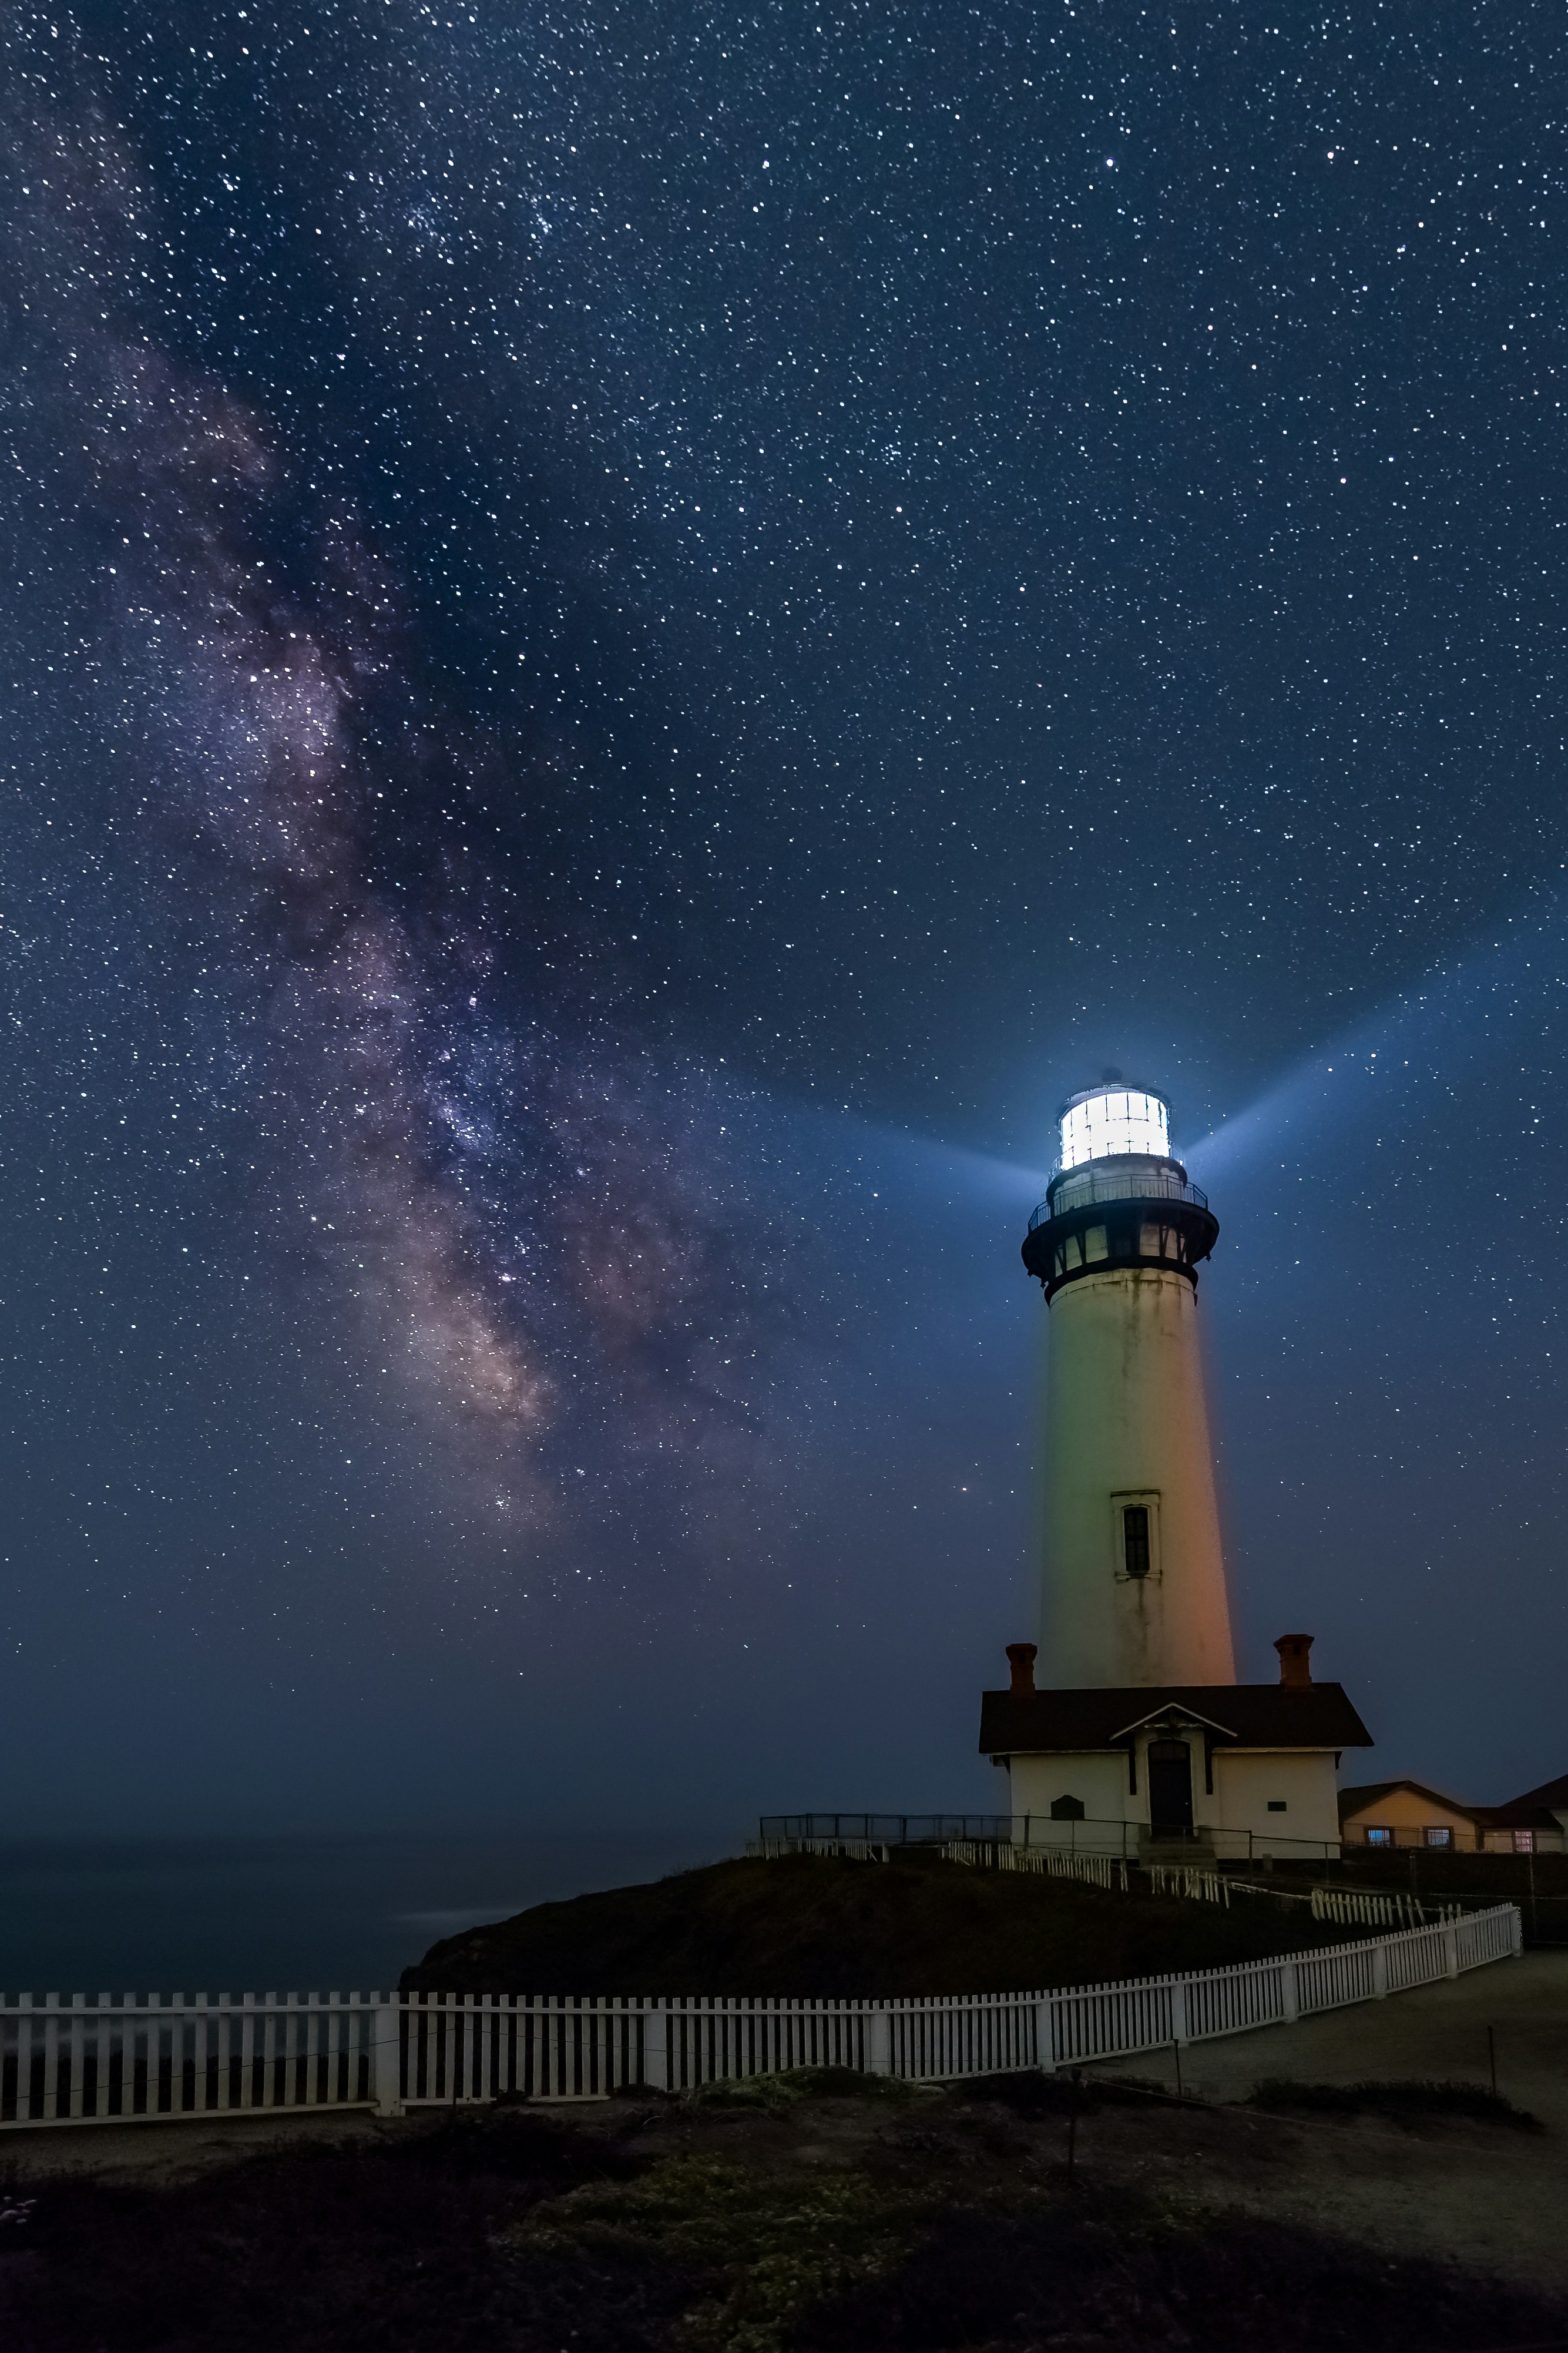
<box><xmin>1245</xmin><ymin>2076</ymin><xmax>1542</xmax><ymax>2129</ymax></box>
<box><xmin>2</xmin><ymin>2067</ymin><xmax>1564</xmax><ymax>2351</ymax></box>
<box><xmin>403</xmin><ymin>1852</ymin><xmax>1374</xmax><ymax>1998</ymax></box>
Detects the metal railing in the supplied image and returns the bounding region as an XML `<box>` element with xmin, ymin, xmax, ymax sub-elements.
<box><xmin>758</xmin><ymin>1815</ymin><xmax>1344</xmax><ymax>1862</ymax></box>
<box><xmin>1029</xmin><ymin>1167</ymin><xmax>1208</xmax><ymax>1233</ymax></box>
<box><xmin>758</xmin><ymin>1815</ymin><xmax>1015</xmax><ymax>1846</ymax></box>
<box><xmin>750</xmin><ymin>1838</ymin><xmax>891</xmax><ymax>1863</ymax></box>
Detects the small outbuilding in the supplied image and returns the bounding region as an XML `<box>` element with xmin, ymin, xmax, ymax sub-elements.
<box><xmin>1475</xmin><ymin>1770</ymin><xmax>1568</xmax><ymax>1853</ymax></box>
<box><xmin>1337</xmin><ymin>1780</ymin><xmax>1487</xmax><ymax>1852</ymax></box>
<box><xmin>1339</xmin><ymin>1772</ymin><xmax>1568</xmax><ymax>1853</ymax></box>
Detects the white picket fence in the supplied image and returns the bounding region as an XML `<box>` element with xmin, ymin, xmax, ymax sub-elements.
<box><xmin>942</xmin><ymin>1842</ymin><xmax>1130</xmax><ymax>1893</ymax></box>
<box><xmin>1310</xmin><ymin>1884</ymin><xmax>1458</xmax><ymax>1932</ymax></box>
<box><xmin>1144</xmin><ymin>1872</ymin><xmax>1459</xmax><ymax>1933</ymax></box>
<box><xmin>1147</xmin><ymin>1865</ymin><xmax>1233</xmax><ymax>1906</ymax></box>
<box><xmin>0</xmin><ymin>1905</ymin><xmax>1520</xmax><ymax>2131</ymax></box>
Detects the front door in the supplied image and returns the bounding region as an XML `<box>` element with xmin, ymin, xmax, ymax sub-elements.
<box><xmin>1147</xmin><ymin>1739</ymin><xmax>1194</xmax><ymax>1837</ymax></box>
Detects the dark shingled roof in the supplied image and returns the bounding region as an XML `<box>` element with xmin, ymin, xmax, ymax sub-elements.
<box><xmin>979</xmin><ymin>1682</ymin><xmax>1372</xmax><ymax>1757</ymax></box>
<box><xmin>1495</xmin><ymin>1770</ymin><xmax>1568</xmax><ymax>1818</ymax></box>
<box><xmin>1338</xmin><ymin>1779</ymin><xmax>1479</xmax><ymax>1823</ymax></box>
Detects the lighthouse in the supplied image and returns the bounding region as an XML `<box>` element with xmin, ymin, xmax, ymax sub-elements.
<box><xmin>979</xmin><ymin>1079</ymin><xmax>1372</xmax><ymax>1856</ymax></box>
<box><xmin>1020</xmin><ymin>1082</ymin><xmax>1235</xmax><ymax>1689</ymax></box>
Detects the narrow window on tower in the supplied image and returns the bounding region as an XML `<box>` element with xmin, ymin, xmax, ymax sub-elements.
<box><xmin>1111</xmin><ymin>1490</ymin><xmax>1160</xmax><ymax>1580</ymax></box>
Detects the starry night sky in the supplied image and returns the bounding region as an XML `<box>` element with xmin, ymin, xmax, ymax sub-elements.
<box><xmin>2</xmin><ymin>2</ymin><xmax>1566</xmax><ymax>1842</ymax></box>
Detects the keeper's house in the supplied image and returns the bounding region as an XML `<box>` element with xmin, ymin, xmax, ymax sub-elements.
<box><xmin>982</xmin><ymin>1635</ymin><xmax>1371</xmax><ymax>1859</ymax></box>
<box><xmin>1340</xmin><ymin>1773</ymin><xmax>1568</xmax><ymax>1855</ymax></box>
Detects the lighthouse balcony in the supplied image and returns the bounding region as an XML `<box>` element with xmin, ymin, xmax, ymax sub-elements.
<box><xmin>1022</xmin><ymin>1159</ymin><xmax>1220</xmax><ymax>1299</ymax></box>
<box><xmin>1028</xmin><ymin>1163</ymin><xmax>1208</xmax><ymax>1231</ymax></box>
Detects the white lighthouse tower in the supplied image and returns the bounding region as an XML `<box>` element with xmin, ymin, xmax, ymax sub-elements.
<box><xmin>1020</xmin><ymin>1082</ymin><xmax>1235</xmax><ymax>1689</ymax></box>
<box><xmin>981</xmin><ymin>1078</ymin><xmax>1372</xmax><ymax>1856</ymax></box>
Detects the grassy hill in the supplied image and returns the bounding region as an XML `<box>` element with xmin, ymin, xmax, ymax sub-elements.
<box><xmin>401</xmin><ymin>1850</ymin><xmax>1360</xmax><ymax>1998</ymax></box>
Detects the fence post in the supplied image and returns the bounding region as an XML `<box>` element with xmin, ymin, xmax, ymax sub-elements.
<box><xmin>865</xmin><ymin>2007</ymin><xmax>892</xmax><ymax>2076</ymax></box>
<box><xmin>1444</xmin><ymin>1925</ymin><xmax>1459</xmax><ymax>1980</ymax></box>
<box><xmin>1371</xmin><ymin>1941</ymin><xmax>1389</xmax><ymax>2000</ymax></box>
<box><xmin>643</xmin><ymin>2003</ymin><xmax>668</xmax><ymax>2092</ymax></box>
<box><xmin>1281</xmin><ymin>1958</ymin><xmax>1299</xmax><ymax>2025</ymax></box>
<box><xmin>1170</xmin><ymin>1978</ymin><xmax>1190</xmax><ymax>2045</ymax></box>
<box><xmin>372</xmin><ymin>1997</ymin><xmax>402</xmax><ymax>2116</ymax></box>
<box><xmin>1035</xmin><ymin>1997</ymin><xmax>1056</xmax><ymax>2073</ymax></box>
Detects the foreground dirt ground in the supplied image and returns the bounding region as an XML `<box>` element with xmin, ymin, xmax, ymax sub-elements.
<box><xmin>1089</xmin><ymin>1946</ymin><xmax>1568</xmax><ymax>2292</ymax></box>
<box><xmin>1</xmin><ymin>1951</ymin><xmax>1563</xmax><ymax>2349</ymax></box>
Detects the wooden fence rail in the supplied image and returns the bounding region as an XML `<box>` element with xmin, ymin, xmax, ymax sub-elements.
<box><xmin>0</xmin><ymin>1904</ymin><xmax>1520</xmax><ymax>2130</ymax></box>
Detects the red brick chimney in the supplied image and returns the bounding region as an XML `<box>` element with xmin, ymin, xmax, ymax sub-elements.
<box><xmin>1006</xmin><ymin>1642</ymin><xmax>1038</xmax><ymax>1697</ymax></box>
<box><xmin>1274</xmin><ymin>1633</ymin><xmax>1314</xmax><ymax>1689</ymax></box>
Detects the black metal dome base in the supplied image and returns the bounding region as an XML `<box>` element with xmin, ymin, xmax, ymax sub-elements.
<box><xmin>1021</xmin><ymin>1154</ymin><xmax>1219</xmax><ymax>1302</ymax></box>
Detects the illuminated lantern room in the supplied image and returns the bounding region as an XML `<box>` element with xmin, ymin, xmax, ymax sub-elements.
<box><xmin>1057</xmin><ymin>1085</ymin><xmax>1171</xmax><ymax>1171</ymax></box>
<box><xmin>1023</xmin><ymin>1081</ymin><xmax>1217</xmax><ymax>1305</ymax></box>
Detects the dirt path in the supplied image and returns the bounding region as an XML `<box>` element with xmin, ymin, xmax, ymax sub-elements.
<box><xmin>1092</xmin><ymin>1949</ymin><xmax>1568</xmax><ymax>2120</ymax></box>
<box><xmin>1083</xmin><ymin>1948</ymin><xmax>1568</xmax><ymax>2290</ymax></box>
<box><xmin>0</xmin><ymin>2104</ymin><xmax>384</xmax><ymax>2183</ymax></box>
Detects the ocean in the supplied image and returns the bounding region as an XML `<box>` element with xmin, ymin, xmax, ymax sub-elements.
<box><xmin>0</xmin><ymin>1826</ymin><xmax>734</xmax><ymax>1995</ymax></box>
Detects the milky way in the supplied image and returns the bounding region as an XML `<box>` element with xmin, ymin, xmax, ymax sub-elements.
<box><xmin>2</xmin><ymin>93</ymin><xmax>818</xmax><ymax>1576</ymax></box>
